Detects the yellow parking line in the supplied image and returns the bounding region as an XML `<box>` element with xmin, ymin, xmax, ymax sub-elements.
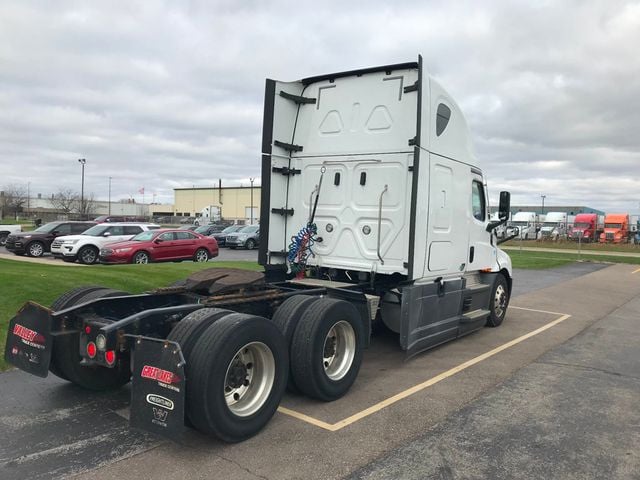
<box><xmin>278</xmin><ymin>310</ymin><xmax>571</xmax><ymax>432</ymax></box>
<box><xmin>632</xmin><ymin>267</ymin><xmax>640</xmax><ymax>274</ymax></box>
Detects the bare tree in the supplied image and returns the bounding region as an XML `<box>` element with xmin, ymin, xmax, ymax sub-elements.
<box><xmin>50</xmin><ymin>188</ymin><xmax>78</xmax><ymax>215</ymax></box>
<box><xmin>77</xmin><ymin>192</ymin><xmax>97</xmax><ymax>219</ymax></box>
<box><xmin>1</xmin><ymin>184</ymin><xmax>28</xmax><ymax>220</ymax></box>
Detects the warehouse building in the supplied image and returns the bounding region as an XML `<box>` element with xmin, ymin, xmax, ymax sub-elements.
<box><xmin>173</xmin><ymin>185</ymin><xmax>261</xmax><ymax>222</ymax></box>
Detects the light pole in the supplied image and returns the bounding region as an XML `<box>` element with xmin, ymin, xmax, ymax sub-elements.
<box><xmin>108</xmin><ymin>176</ymin><xmax>112</xmax><ymax>215</ymax></box>
<box><xmin>78</xmin><ymin>158</ymin><xmax>86</xmax><ymax>218</ymax></box>
<box><xmin>540</xmin><ymin>194</ymin><xmax>546</xmax><ymax>215</ymax></box>
<box><xmin>250</xmin><ymin>177</ymin><xmax>255</xmax><ymax>224</ymax></box>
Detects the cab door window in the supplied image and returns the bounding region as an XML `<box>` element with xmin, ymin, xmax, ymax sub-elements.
<box><xmin>472</xmin><ymin>181</ymin><xmax>486</xmax><ymax>221</ymax></box>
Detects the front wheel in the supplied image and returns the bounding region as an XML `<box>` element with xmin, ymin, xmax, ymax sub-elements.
<box><xmin>0</xmin><ymin>233</ymin><xmax>7</xmax><ymax>246</ymax></box>
<box><xmin>194</xmin><ymin>248</ymin><xmax>209</xmax><ymax>263</ymax></box>
<box><xmin>486</xmin><ymin>273</ymin><xmax>510</xmax><ymax>327</ymax></box>
<box><xmin>187</xmin><ymin>313</ymin><xmax>288</xmax><ymax>442</ymax></box>
<box><xmin>132</xmin><ymin>251</ymin><xmax>150</xmax><ymax>264</ymax></box>
<box><xmin>78</xmin><ymin>246</ymin><xmax>99</xmax><ymax>265</ymax></box>
<box><xmin>28</xmin><ymin>241</ymin><xmax>45</xmax><ymax>257</ymax></box>
<box><xmin>245</xmin><ymin>239</ymin><xmax>256</xmax><ymax>250</ymax></box>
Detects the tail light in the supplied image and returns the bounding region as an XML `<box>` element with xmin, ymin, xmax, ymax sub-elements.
<box><xmin>86</xmin><ymin>342</ymin><xmax>97</xmax><ymax>358</ymax></box>
<box><xmin>105</xmin><ymin>350</ymin><xmax>116</xmax><ymax>366</ymax></box>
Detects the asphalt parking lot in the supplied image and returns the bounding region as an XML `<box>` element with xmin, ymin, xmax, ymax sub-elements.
<box><xmin>1</xmin><ymin>262</ymin><xmax>639</xmax><ymax>479</ymax></box>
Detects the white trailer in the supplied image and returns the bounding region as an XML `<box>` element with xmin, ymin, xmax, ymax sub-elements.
<box><xmin>4</xmin><ymin>57</ymin><xmax>514</xmax><ymax>443</ymax></box>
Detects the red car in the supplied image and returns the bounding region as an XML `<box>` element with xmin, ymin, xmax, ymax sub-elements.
<box><xmin>99</xmin><ymin>229</ymin><xmax>218</xmax><ymax>264</ymax></box>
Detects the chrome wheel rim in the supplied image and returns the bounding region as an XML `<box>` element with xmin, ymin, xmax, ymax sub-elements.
<box><xmin>323</xmin><ymin>321</ymin><xmax>356</xmax><ymax>381</ymax></box>
<box><xmin>135</xmin><ymin>253</ymin><xmax>149</xmax><ymax>264</ymax></box>
<box><xmin>494</xmin><ymin>284</ymin><xmax>507</xmax><ymax>318</ymax></box>
<box><xmin>224</xmin><ymin>342</ymin><xmax>275</xmax><ymax>417</ymax></box>
<box><xmin>29</xmin><ymin>243</ymin><xmax>43</xmax><ymax>256</ymax></box>
<box><xmin>195</xmin><ymin>249</ymin><xmax>208</xmax><ymax>262</ymax></box>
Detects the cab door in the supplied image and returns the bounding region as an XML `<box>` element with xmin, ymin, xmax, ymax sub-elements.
<box><xmin>467</xmin><ymin>174</ymin><xmax>494</xmax><ymax>271</ymax></box>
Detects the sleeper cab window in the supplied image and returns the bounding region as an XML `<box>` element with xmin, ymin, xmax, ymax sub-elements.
<box><xmin>436</xmin><ymin>103</ymin><xmax>451</xmax><ymax>136</ymax></box>
<box><xmin>472</xmin><ymin>181</ymin><xmax>486</xmax><ymax>221</ymax></box>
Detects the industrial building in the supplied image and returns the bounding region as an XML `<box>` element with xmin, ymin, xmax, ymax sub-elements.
<box><xmin>490</xmin><ymin>205</ymin><xmax>605</xmax><ymax>216</ymax></box>
<box><xmin>173</xmin><ymin>185</ymin><xmax>261</xmax><ymax>222</ymax></box>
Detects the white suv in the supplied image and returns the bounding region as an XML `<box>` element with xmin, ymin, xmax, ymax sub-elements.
<box><xmin>51</xmin><ymin>223</ymin><xmax>160</xmax><ymax>264</ymax></box>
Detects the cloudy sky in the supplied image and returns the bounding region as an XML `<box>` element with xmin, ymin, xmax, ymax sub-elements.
<box><xmin>1</xmin><ymin>0</ymin><xmax>639</xmax><ymax>212</ymax></box>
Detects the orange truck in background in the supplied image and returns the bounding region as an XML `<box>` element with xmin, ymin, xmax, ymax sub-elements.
<box><xmin>599</xmin><ymin>213</ymin><xmax>629</xmax><ymax>243</ymax></box>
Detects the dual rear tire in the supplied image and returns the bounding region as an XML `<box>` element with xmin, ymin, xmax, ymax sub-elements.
<box><xmin>168</xmin><ymin>309</ymin><xmax>288</xmax><ymax>443</ymax></box>
<box><xmin>49</xmin><ymin>286</ymin><xmax>132</xmax><ymax>390</ymax></box>
<box><xmin>273</xmin><ymin>296</ymin><xmax>365</xmax><ymax>402</ymax></box>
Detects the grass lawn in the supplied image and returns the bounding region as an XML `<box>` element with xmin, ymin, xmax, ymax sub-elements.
<box><xmin>0</xmin><ymin>258</ymin><xmax>259</xmax><ymax>371</ymax></box>
<box><xmin>503</xmin><ymin>239</ymin><xmax>640</xmax><ymax>253</ymax></box>
<box><xmin>509</xmin><ymin>249</ymin><xmax>640</xmax><ymax>268</ymax></box>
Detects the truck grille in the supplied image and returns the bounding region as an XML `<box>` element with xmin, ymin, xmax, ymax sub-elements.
<box><xmin>605</xmin><ymin>232</ymin><xmax>614</xmax><ymax>241</ymax></box>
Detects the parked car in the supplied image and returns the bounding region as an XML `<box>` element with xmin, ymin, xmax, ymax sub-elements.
<box><xmin>5</xmin><ymin>221</ymin><xmax>96</xmax><ymax>257</ymax></box>
<box><xmin>212</xmin><ymin>225</ymin><xmax>244</xmax><ymax>247</ymax></box>
<box><xmin>51</xmin><ymin>223</ymin><xmax>161</xmax><ymax>264</ymax></box>
<box><xmin>94</xmin><ymin>215</ymin><xmax>149</xmax><ymax>223</ymax></box>
<box><xmin>0</xmin><ymin>224</ymin><xmax>22</xmax><ymax>247</ymax></box>
<box><xmin>194</xmin><ymin>224</ymin><xmax>226</xmax><ymax>236</ymax></box>
<box><xmin>178</xmin><ymin>224</ymin><xmax>200</xmax><ymax>231</ymax></box>
<box><xmin>99</xmin><ymin>229</ymin><xmax>218</xmax><ymax>264</ymax></box>
<box><xmin>226</xmin><ymin>225</ymin><xmax>260</xmax><ymax>249</ymax></box>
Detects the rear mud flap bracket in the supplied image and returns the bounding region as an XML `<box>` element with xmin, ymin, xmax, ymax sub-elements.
<box><xmin>129</xmin><ymin>336</ymin><xmax>187</xmax><ymax>439</ymax></box>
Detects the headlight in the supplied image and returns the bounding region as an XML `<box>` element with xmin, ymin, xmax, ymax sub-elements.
<box><xmin>64</xmin><ymin>239</ymin><xmax>79</xmax><ymax>245</ymax></box>
<box><xmin>115</xmin><ymin>247</ymin><xmax>132</xmax><ymax>253</ymax></box>
<box><xmin>237</xmin><ymin>234</ymin><xmax>248</xmax><ymax>240</ymax></box>
<box><xmin>23</xmin><ymin>235</ymin><xmax>32</xmax><ymax>239</ymax></box>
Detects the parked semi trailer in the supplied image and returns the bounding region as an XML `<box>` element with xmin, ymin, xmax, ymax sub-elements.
<box><xmin>4</xmin><ymin>58</ymin><xmax>513</xmax><ymax>443</ymax></box>
<box><xmin>570</xmin><ymin>213</ymin><xmax>604</xmax><ymax>242</ymax></box>
<box><xmin>539</xmin><ymin>212</ymin><xmax>569</xmax><ymax>240</ymax></box>
<box><xmin>599</xmin><ymin>213</ymin><xmax>629</xmax><ymax>243</ymax></box>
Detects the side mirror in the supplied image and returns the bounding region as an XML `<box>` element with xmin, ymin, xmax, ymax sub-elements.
<box><xmin>154</xmin><ymin>238</ymin><xmax>163</xmax><ymax>244</ymax></box>
<box><xmin>51</xmin><ymin>230</ymin><xmax>59</xmax><ymax>235</ymax></box>
<box><xmin>498</xmin><ymin>191</ymin><xmax>510</xmax><ymax>221</ymax></box>
<box><xmin>103</xmin><ymin>232</ymin><xmax>111</xmax><ymax>237</ymax></box>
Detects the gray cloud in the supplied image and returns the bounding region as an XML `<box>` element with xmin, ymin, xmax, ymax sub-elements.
<box><xmin>0</xmin><ymin>0</ymin><xmax>638</xmax><ymax>212</ymax></box>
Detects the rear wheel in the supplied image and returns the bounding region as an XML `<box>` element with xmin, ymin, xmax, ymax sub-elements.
<box><xmin>271</xmin><ymin>295</ymin><xmax>320</xmax><ymax>392</ymax></box>
<box><xmin>290</xmin><ymin>298</ymin><xmax>364</xmax><ymax>401</ymax></box>
<box><xmin>49</xmin><ymin>286</ymin><xmax>105</xmax><ymax>380</ymax></box>
<box><xmin>28</xmin><ymin>241</ymin><xmax>45</xmax><ymax>257</ymax></box>
<box><xmin>133</xmin><ymin>251</ymin><xmax>150</xmax><ymax>264</ymax></box>
<box><xmin>0</xmin><ymin>233</ymin><xmax>7</xmax><ymax>246</ymax></box>
<box><xmin>194</xmin><ymin>248</ymin><xmax>209</xmax><ymax>263</ymax></box>
<box><xmin>51</xmin><ymin>288</ymin><xmax>132</xmax><ymax>390</ymax></box>
<box><xmin>78</xmin><ymin>246</ymin><xmax>99</xmax><ymax>265</ymax></box>
<box><xmin>187</xmin><ymin>313</ymin><xmax>288</xmax><ymax>442</ymax></box>
<box><xmin>486</xmin><ymin>273</ymin><xmax>510</xmax><ymax>327</ymax></box>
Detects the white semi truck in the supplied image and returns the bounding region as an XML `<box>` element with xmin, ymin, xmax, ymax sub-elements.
<box><xmin>539</xmin><ymin>211</ymin><xmax>571</xmax><ymax>240</ymax></box>
<box><xmin>5</xmin><ymin>57</ymin><xmax>513</xmax><ymax>443</ymax></box>
<box><xmin>508</xmin><ymin>211</ymin><xmax>539</xmax><ymax>239</ymax></box>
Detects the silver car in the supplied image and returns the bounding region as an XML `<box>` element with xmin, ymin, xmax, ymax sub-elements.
<box><xmin>225</xmin><ymin>225</ymin><xmax>260</xmax><ymax>249</ymax></box>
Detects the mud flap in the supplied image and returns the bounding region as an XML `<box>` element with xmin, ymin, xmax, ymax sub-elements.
<box><xmin>130</xmin><ymin>336</ymin><xmax>187</xmax><ymax>439</ymax></box>
<box><xmin>4</xmin><ymin>302</ymin><xmax>53</xmax><ymax>377</ymax></box>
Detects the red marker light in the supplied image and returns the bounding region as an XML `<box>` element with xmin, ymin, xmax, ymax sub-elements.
<box><xmin>105</xmin><ymin>350</ymin><xmax>116</xmax><ymax>365</ymax></box>
<box><xmin>84</xmin><ymin>325</ymin><xmax>91</xmax><ymax>334</ymax></box>
<box><xmin>86</xmin><ymin>342</ymin><xmax>97</xmax><ymax>358</ymax></box>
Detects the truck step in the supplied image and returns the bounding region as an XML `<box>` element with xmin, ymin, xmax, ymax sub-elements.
<box><xmin>461</xmin><ymin>309</ymin><xmax>490</xmax><ymax>324</ymax></box>
<box><xmin>464</xmin><ymin>283</ymin><xmax>490</xmax><ymax>294</ymax></box>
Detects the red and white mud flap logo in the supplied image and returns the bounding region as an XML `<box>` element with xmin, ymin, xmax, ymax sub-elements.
<box><xmin>130</xmin><ymin>336</ymin><xmax>186</xmax><ymax>439</ymax></box>
<box><xmin>4</xmin><ymin>303</ymin><xmax>53</xmax><ymax>378</ymax></box>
